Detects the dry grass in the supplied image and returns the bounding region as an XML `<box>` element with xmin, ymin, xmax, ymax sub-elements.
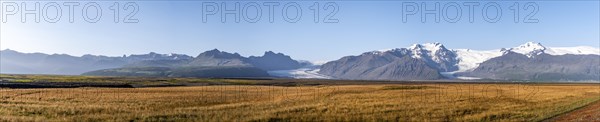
<box><xmin>0</xmin><ymin>84</ymin><xmax>598</xmax><ymax>121</ymax></box>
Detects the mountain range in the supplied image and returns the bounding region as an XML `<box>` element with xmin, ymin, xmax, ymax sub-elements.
<box><xmin>320</xmin><ymin>42</ymin><xmax>599</xmax><ymax>81</ymax></box>
<box><xmin>1</xmin><ymin>42</ymin><xmax>598</xmax><ymax>81</ymax></box>
<box><xmin>0</xmin><ymin>49</ymin><xmax>304</xmax><ymax>77</ymax></box>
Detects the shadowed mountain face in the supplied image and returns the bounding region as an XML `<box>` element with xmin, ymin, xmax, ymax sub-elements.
<box><xmin>125</xmin><ymin>49</ymin><xmax>251</xmax><ymax>68</ymax></box>
<box><xmin>319</xmin><ymin>49</ymin><xmax>442</xmax><ymax>80</ymax></box>
<box><xmin>127</xmin><ymin>49</ymin><xmax>304</xmax><ymax>70</ymax></box>
<box><xmin>319</xmin><ymin>43</ymin><xmax>458</xmax><ymax>80</ymax></box>
<box><xmin>464</xmin><ymin>52</ymin><xmax>600</xmax><ymax>81</ymax></box>
<box><xmin>249</xmin><ymin>51</ymin><xmax>302</xmax><ymax>71</ymax></box>
<box><xmin>1</xmin><ymin>49</ymin><xmax>304</xmax><ymax>75</ymax></box>
<box><xmin>188</xmin><ymin>49</ymin><xmax>252</xmax><ymax>67</ymax></box>
<box><xmin>85</xmin><ymin>50</ymin><xmax>302</xmax><ymax>78</ymax></box>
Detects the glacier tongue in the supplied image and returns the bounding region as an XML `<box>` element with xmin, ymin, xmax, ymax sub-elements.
<box><xmin>268</xmin><ymin>67</ymin><xmax>332</xmax><ymax>79</ymax></box>
<box><xmin>440</xmin><ymin>72</ymin><xmax>482</xmax><ymax>80</ymax></box>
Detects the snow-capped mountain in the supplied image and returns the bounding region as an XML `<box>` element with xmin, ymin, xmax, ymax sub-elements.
<box><xmin>370</xmin><ymin>42</ymin><xmax>459</xmax><ymax>72</ymax></box>
<box><xmin>369</xmin><ymin>42</ymin><xmax>494</xmax><ymax>72</ymax></box>
<box><xmin>506</xmin><ymin>42</ymin><xmax>600</xmax><ymax>56</ymax></box>
<box><xmin>408</xmin><ymin>43</ymin><xmax>459</xmax><ymax>72</ymax></box>
<box><xmin>318</xmin><ymin>42</ymin><xmax>458</xmax><ymax>80</ymax></box>
<box><xmin>320</xmin><ymin>42</ymin><xmax>600</xmax><ymax>81</ymax></box>
<box><xmin>455</xmin><ymin>42</ymin><xmax>599</xmax><ymax>72</ymax></box>
<box><xmin>506</xmin><ymin>42</ymin><xmax>547</xmax><ymax>57</ymax></box>
<box><xmin>459</xmin><ymin>42</ymin><xmax>600</xmax><ymax>81</ymax></box>
<box><xmin>364</xmin><ymin>42</ymin><xmax>598</xmax><ymax>73</ymax></box>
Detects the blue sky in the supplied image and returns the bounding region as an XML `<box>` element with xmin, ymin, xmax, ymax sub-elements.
<box><xmin>1</xmin><ymin>1</ymin><xmax>599</xmax><ymax>62</ymax></box>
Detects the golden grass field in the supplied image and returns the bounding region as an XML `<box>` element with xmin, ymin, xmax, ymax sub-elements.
<box><xmin>1</xmin><ymin>83</ymin><xmax>599</xmax><ymax>121</ymax></box>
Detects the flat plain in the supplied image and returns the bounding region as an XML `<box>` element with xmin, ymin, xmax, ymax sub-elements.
<box><xmin>0</xmin><ymin>75</ymin><xmax>599</xmax><ymax>121</ymax></box>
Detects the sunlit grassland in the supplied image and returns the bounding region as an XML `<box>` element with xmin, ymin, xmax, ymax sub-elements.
<box><xmin>0</xmin><ymin>84</ymin><xmax>598</xmax><ymax>121</ymax></box>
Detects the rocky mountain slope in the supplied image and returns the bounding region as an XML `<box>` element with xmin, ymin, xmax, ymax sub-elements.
<box><xmin>319</xmin><ymin>48</ymin><xmax>443</xmax><ymax>80</ymax></box>
<box><xmin>249</xmin><ymin>51</ymin><xmax>303</xmax><ymax>71</ymax></box>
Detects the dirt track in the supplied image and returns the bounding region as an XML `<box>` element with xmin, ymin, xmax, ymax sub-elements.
<box><xmin>547</xmin><ymin>99</ymin><xmax>600</xmax><ymax>121</ymax></box>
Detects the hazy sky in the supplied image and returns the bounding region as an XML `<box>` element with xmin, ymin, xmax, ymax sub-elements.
<box><xmin>1</xmin><ymin>1</ymin><xmax>599</xmax><ymax>62</ymax></box>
